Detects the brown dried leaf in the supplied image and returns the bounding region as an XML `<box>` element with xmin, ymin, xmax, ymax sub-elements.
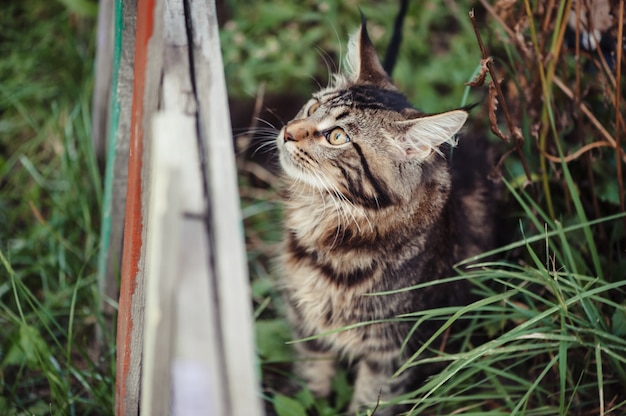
<box><xmin>466</xmin><ymin>57</ymin><xmax>493</xmax><ymax>87</ymax></box>
<box><xmin>513</xmin><ymin>17</ymin><xmax>533</xmax><ymax>61</ymax></box>
<box><xmin>530</xmin><ymin>122</ymin><xmax>541</xmax><ymax>141</ymax></box>
<box><xmin>488</xmin><ymin>147</ymin><xmax>516</xmax><ymax>182</ymax></box>
<box><xmin>512</xmin><ymin>126</ymin><xmax>524</xmax><ymax>145</ymax></box>
<box><xmin>488</xmin><ymin>82</ymin><xmax>510</xmax><ymax>142</ymax></box>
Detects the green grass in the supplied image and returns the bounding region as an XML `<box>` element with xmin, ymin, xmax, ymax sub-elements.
<box><xmin>393</xmin><ymin>178</ymin><xmax>626</xmax><ymax>415</ymax></box>
<box><xmin>0</xmin><ymin>1</ymin><xmax>113</xmax><ymax>415</ymax></box>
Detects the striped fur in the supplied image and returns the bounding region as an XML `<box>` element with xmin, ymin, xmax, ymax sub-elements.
<box><xmin>276</xmin><ymin>22</ymin><xmax>494</xmax><ymax>414</ymax></box>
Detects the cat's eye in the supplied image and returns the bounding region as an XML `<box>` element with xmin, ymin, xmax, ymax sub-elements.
<box><xmin>307</xmin><ymin>101</ymin><xmax>320</xmax><ymax>116</ymax></box>
<box><xmin>326</xmin><ymin>127</ymin><xmax>350</xmax><ymax>145</ymax></box>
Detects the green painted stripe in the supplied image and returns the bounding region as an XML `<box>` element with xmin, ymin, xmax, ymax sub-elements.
<box><xmin>97</xmin><ymin>0</ymin><xmax>124</xmax><ymax>290</ymax></box>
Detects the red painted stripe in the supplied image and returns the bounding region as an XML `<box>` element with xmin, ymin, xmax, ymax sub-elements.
<box><xmin>116</xmin><ymin>0</ymin><xmax>156</xmax><ymax>414</ymax></box>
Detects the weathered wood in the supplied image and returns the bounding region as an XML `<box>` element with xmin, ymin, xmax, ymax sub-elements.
<box><xmin>140</xmin><ymin>1</ymin><xmax>225</xmax><ymax>413</ymax></box>
<box><xmin>187</xmin><ymin>1</ymin><xmax>263</xmax><ymax>415</ymax></box>
<box><xmin>111</xmin><ymin>0</ymin><xmax>263</xmax><ymax>414</ymax></box>
<box><xmin>92</xmin><ymin>0</ymin><xmax>114</xmax><ymax>164</ymax></box>
<box><xmin>139</xmin><ymin>114</ymin><xmax>183</xmax><ymax>415</ymax></box>
<box><xmin>171</xmin><ymin>217</ymin><xmax>225</xmax><ymax>416</ymax></box>
<box><xmin>142</xmin><ymin>112</ymin><xmax>227</xmax><ymax>415</ymax></box>
<box><xmin>93</xmin><ymin>0</ymin><xmax>115</xmax><ymax>348</ymax></box>
<box><xmin>97</xmin><ymin>0</ymin><xmax>136</xmax><ymax>352</ymax></box>
<box><xmin>116</xmin><ymin>0</ymin><xmax>164</xmax><ymax>414</ymax></box>
<box><xmin>142</xmin><ymin>110</ymin><xmax>228</xmax><ymax>415</ymax></box>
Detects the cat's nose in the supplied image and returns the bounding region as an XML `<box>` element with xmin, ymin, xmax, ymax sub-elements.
<box><xmin>283</xmin><ymin>120</ymin><xmax>315</xmax><ymax>143</ymax></box>
<box><xmin>283</xmin><ymin>129</ymin><xmax>296</xmax><ymax>142</ymax></box>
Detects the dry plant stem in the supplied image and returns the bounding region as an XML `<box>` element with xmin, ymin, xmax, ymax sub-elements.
<box><xmin>541</xmin><ymin>0</ymin><xmax>557</xmax><ymax>44</ymax></box>
<box><xmin>438</xmin><ymin>326</ymin><xmax>451</xmax><ymax>353</ymax></box>
<box><xmin>28</xmin><ymin>200</ymin><xmax>46</xmax><ymax>225</ymax></box>
<box><xmin>523</xmin><ymin>0</ymin><xmax>555</xmax><ymax>219</ymax></box>
<box><xmin>545</xmin><ymin>0</ymin><xmax>572</xmax><ymax>90</ymax></box>
<box><xmin>552</xmin><ymin>77</ymin><xmax>622</xmax><ymax>151</ymax></box>
<box><xmin>236</xmin><ymin>82</ymin><xmax>266</xmax><ymax>154</ymax></box>
<box><xmin>575</xmin><ymin>0</ymin><xmax>581</xmax><ymax>103</ymax></box>
<box><xmin>542</xmin><ymin>1</ymin><xmax>574</xmax><ymax>214</ymax></box>
<box><xmin>468</xmin><ymin>10</ymin><xmax>516</xmax><ymax>142</ymax></box>
<box><xmin>240</xmin><ymin>161</ymin><xmax>277</xmax><ymax>187</ymax></box>
<box><xmin>584</xmin><ymin>1</ymin><xmax>625</xmax><ymax>154</ymax></box>
<box><xmin>615</xmin><ymin>0</ymin><xmax>625</xmax><ymax>217</ymax></box>
<box><xmin>469</xmin><ymin>9</ymin><xmax>533</xmax><ymax>185</ymax></box>
<box><xmin>542</xmin><ymin>141</ymin><xmax>615</xmax><ymax>163</ymax></box>
<box><xmin>586</xmin><ymin>150</ymin><xmax>607</xmax><ymax>243</ymax></box>
<box><xmin>479</xmin><ymin>0</ymin><xmax>514</xmax><ymax>38</ymax></box>
<box><xmin>589</xmin><ymin>18</ymin><xmax>617</xmax><ymax>90</ymax></box>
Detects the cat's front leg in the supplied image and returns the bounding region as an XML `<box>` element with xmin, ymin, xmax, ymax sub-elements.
<box><xmin>349</xmin><ymin>357</ymin><xmax>411</xmax><ymax>415</ymax></box>
<box><xmin>293</xmin><ymin>338</ymin><xmax>337</xmax><ymax>398</ymax></box>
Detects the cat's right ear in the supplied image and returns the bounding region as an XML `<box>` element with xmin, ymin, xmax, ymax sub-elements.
<box><xmin>345</xmin><ymin>16</ymin><xmax>392</xmax><ymax>87</ymax></box>
<box><xmin>394</xmin><ymin>110</ymin><xmax>468</xmax><ymax>160</ymax></box>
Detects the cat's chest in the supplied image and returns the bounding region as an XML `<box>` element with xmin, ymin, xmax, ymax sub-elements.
<box><xmin>281</xmin><ymin>245</ymin><xmax>386</xmax><ymax>352</ymax></box>
<box><xmin>281</xmin><ymin>195</ymin><xmax>413</xmax><ymax>352</ymax></box>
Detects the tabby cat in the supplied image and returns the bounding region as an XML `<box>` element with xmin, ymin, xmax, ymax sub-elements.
<box><xmin>276</xmin><ymin>20</ymin><xmax>494</xmax><ymax>415</ymax></box>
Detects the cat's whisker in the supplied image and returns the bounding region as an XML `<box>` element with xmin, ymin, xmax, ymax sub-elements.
<box><xmin>372</xmin><ymin>193</ymin><xmax>381</xmax><ymax>210</ymax></box>
<box><xmin>254</xmin><ymin>117</ymin><xmax>281</xmax><ymax>131</ymax></box>
<box><xmin>321</xmin><ymin>167</ymin><xmax>373</xmax><ymax>233</ymax></box>
<box><xmin>330</xmin><ymin>190</ymin><xmax>359</xmax><ymax>233</ymax></box>
<box><xmin>288</xmin><ymin>174</ymin><xmax>309</xmax><ymax>200</ymax></box>
<box><xmin>249</xmin><ymin>145</ymin><xmax>276</xmax><ymax>158</ymax></box>
<box><xmin>233</xmin><ymin>131</ymin><xmax>278</xmax><ymax>144</ymax></box>
<box><xmin>234</xmin><ymin>121</ymin><xmax>280</xmax><ymax>155</ymax></box>
<box><xmin>318</xmin><ymin>169</ymin><xmax>364</xmax><ymax>235</ymax></box>
<box><xmin>298</xmin><ymin>166</ymin><xmax>349</xmax><ymax>248</ymax></box>
<box><xmin>254</xmin><ymin>138</ymin><xmax>278</xmax><ymax>149</ymax></box>
<box><xmin>233</xmin><ymin>125</ymin><xmax>278</xmax><ymax>133</ymax></box>
<box><xmin>235</xmin><ymin>137</ymin><xmax>277</xmax><ymax>157</ymax></box>
<box><xmin>315</xmin><ymin>178</ymin><xmax>344</xmax><ymax>248</ymax></box>
<box><xmin>328</xmin><ymin>20</ymin><xmax>342</xmax><ymax>76</ymax></box>
<box><xmin>306</xmin><ymin>74</ymin><xmax>324</xmax><ymax>92</ymax></box>
<box><xmin>313</xmin><ymin>44</ymin><xmax>337</xmax><ymax>89</ymax></box>
<box><xmin>316</xmin><ymin>173</ymin><xmax>346</xmax><ymax>225</ymax></box>
<box><xmin>311</xmin><ymin>170</ymin><xmax>330</xmax><ymax>211</ymax></box>
<box><xmin>261</xmin><ymin>109</ymin><xmax>288</xmax><ymax>128</ymax></box>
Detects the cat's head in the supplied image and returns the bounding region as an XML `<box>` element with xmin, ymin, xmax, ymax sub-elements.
<box><xmin>277</xmin><ymin>20</ymin><xmax>467</xmax><ymax>207</ymax></box>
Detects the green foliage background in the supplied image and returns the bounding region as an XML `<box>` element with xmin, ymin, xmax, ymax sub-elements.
<box><xmin>221</xmin><ymin>0</ymin><xmax>481</xmax><ymax>113</ymax></box>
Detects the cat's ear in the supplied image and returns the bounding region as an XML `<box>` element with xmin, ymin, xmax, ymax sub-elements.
<box><xmin>395</xmin><ymin>110</ymin><xmax>468</xmax><ymax>160</ymax></box>
<box><xmin>345</xmin><ymin>17</ymin><xmax>391</xmax><ymax>86</ymax></box>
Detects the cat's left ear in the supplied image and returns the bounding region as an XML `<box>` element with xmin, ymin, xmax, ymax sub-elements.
<box><xmin>394</xmin><ymin>110</ymin><xmax>468</xmax><ymax>160</ymax></box>
<box><xmin>346</xmin><ymin>16</ymin><xmax>392</xmax><ymax>87</ymax></box>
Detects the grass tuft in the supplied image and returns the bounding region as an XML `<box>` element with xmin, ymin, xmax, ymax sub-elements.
<box><xmin>0</xmin><ymin>1</ymin><xmax>113</xmax><ymax>414</ymax></box>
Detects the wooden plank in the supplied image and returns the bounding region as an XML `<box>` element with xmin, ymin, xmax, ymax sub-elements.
<box><xmin>140</xmin><ymin>1</ymin><xmax>225</xmax><ymax>413</ymax></box>
<box><xmin>115</xmin><ymin>0</ymin><xmax>164</xmax><ymax>413</ymax></box>
<box><xmin>97</xmin><ymin>0</ymin><xmax>136</xmax><ymax>352</ymax></box>
<box><xmin>138</xmin><ymin>113</ymin><xmax>183</xmax><ymax>415</ymax></box>
<box><xmin>171</xmin><ymin>218</ymin><xmax>225</xmax><ymax>416</ymax></box>
<box><xmin>111</xmin><ymin>0</ymin><xmax>262</xmax><ymax>414</ymax></box>
<box><xmin>92</xmin><ymin>0</ymin><xmax>114</xmax><ymax>164</ymax></box>
<box><xmin>186</xmin><ymin>1</ymin><xmax>263</xmax><ymax>415</ymax></box>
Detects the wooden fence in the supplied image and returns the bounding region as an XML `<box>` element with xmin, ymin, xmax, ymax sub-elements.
<box><xmin>93</xmin><ymin>1</ymin><xmax>262</xmax><ymax>415</ymax></box>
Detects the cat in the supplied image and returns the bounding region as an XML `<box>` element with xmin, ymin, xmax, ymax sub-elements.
<box><xmin>276</xmin><ymin>19</ymin><xmax>495</xmax><ymax>415</ymax></box>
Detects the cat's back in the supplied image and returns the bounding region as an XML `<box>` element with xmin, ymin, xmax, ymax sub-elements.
<box><xmin>448</xmin><ymin>133</ymin><xmax>498</xmax><ymax>262</ymax></box>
